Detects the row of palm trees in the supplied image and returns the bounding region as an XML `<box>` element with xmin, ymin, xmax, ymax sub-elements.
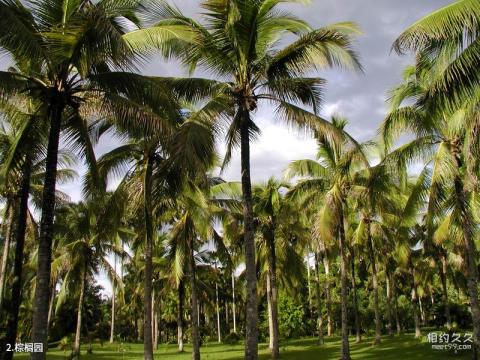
<box><xmin>0</xmin><ymin>0</ymin><xmax>479</xmax><ymax>360</ymax></box>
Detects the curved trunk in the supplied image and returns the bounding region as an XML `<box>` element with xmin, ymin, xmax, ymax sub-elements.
<box><xmin>439</xmin><ymin>254</ymin><xmax>451</xmax><ymax>330</ymax></box>
<box><xmin>323</xmin><ymin>256</ymin><xmax>333</xmax><ymax>337</ymax></box>
<box><xmin>143</xmin><ymin>155</ymin><xmax>154</xmax><ymax>360</ymax></box>
<box><xmin>32</xmin><ymin>102</ymin><xmax>64</xmax><ymax>360</ymax></box>
<box><xmin>266</xmin><ymin>229</ymin><xmax>279</xmax><ymax>359</ymax></box>
<box><xmin>177</xmin><ymin>279</ymin><xmax>185</xmax><ymax>352</ymax></box>
<box><xmin>0</xmin><ymin>201</ymin><xmax>15</xmax><ymax>314</ymax></box>
<box><xmin>314</xmin><ymin>253</ymin><xmax>324</xmax><ymax>345</ymax></box>
<box><xmin>4</xmin><ymin>158</ymin><xmax>32</xmax><ymax>360</ymax></box>
<box><xmin>240</xmin><ymin>112</ymin><xmax>258</xmax><ymax>360</ymax></box>
<box><xmin>453</xmin><ymin>168</ymin><xmax>480</xmax><ymax>358</ymax></box>
<box><xmin>367</xmin><ymin>222</ymin><xmax>381</xmax><ymax>345</ymax></box>
<box><xmin>73</xmin><ymin>270</ymin><xmax>87</xmax><ymax>359</ymax></box>
<box><xmin>188</xmin><ymin>235</ymin><xmax>200</xmax><ymax>360</ymax></box>
<box><xmin>350</xmin><ymin>247</ymin><xmax>361</xmax><ymax>343</ymax></box>
<box><xmin>338</xmin><ymin>209</ymin><xmax>350</xmax><ymax>360</ymax></box>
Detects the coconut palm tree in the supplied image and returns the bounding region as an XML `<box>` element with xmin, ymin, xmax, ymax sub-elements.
<box><xmin>96</xmin><ymin>103</ymin><xmax>216</xmax><ymax>358</ymax></box>
<box><xmin>393</xmin><ymin>0</ymin><xmax>480</xmax><ymax>109</ymax></box>
<box><xmin>0</xmin><ymin>114</ymin><xmax>76</xmax><ymax>359</ymax></box>
<box><xmin>125</xmin><ymin>2</ymin><xmax>361</xmax><ymax>356</ymax></box>
<box><xmin>53</xmin><ymin>201</ymin><xmax>125</xmax><ymax>359</ymax></box>
<box><xmin>286</xmin><ymin>117</ymin><xmax>368</xmax><ymax>360</ymax></box>
<box><xmin>0</xmin><ymin>1</ymin><xmax>180</xmax><ymax>355</ymax></box>
<box><xmin>381</xmin><ymin>57</ymin><xmax>480</xmax><ymax>354</ymax></box>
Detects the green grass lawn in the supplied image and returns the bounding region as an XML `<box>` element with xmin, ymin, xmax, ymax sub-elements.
<box><xmin>15</xmin><ymin>334</ymin><xmax>472</xmax><ymax>359</ymax></box>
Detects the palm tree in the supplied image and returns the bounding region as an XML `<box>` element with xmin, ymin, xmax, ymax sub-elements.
<box><xmin>53</xmin><ymin>201</ymin><xmax>124</xmax><ymax>359</ymax></box>
<box><xmin>381</xmin><ymin>58</ymin><xmax>480</xmax><ymax>354</ymax></box>
<box><xmin>393</xmin><ymin>0</ymin><xmax>480</xmax><ymax>109</ymax></box>
<box><xmin>97</xmin><ymin>104</ymin><xmax>215</xmax><ymax>358</ymax></box>
<box><xmin>286</xmin><ymin>117</ymin><xmax>369</xmax><ymax>360</ymax></box>
<box><xmin>0</xmin><ymin>112</ymin><xmax>75</xmax><ymax>359</ymax></box>
<box><xmin>351</xmin><ymin>158</ymin><xmax>399</xmax><ymax>345</ymax></box>
<box><xmin>125</xmin><ymin>2</ymin><xmax>361</xmax><ymax>356</ymax></box>
<box><xmin>0</xmin><ymin>1</ymin><xmax>173</xmax><ymax>355</ymax></box>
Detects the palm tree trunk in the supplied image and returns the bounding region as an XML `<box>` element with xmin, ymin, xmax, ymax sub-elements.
<box><xmin>47</xmin><ymin>278</ymin><xmax>57</xmax><ymax>330</ymax></box>
<box><xmin>266</xmin><ymin>229</ymin><xmax>280</xmax><ymax>359</ymax></box>
<box><xmin>0</xmin><ymin>201</ymin><xmax>14</xmax><ymax>314</ymax></box>
<box><xmin>143</xmin><ymin>155</ymin><xmax>154</xmax><ymax>360</ymax></box>
<box><xmin>393</xmin><ymin>280</ymin><xmax>401</xmax><ymax>335</ymax></box>
<box><xmin>215</xmin><ymin>276</ymin><xmax>221</xmax><ymax>343</ymax></box>
<box><xmin>232</xmin><ymin>272</ymin><xmax>237</xmax><ymax>334</ymax></box>
<box><xmin>188</xmin><ymin>235</ymin><xmax>200</xmax><ymax>360</ymax></box>
<box><xmin>110</xmin><ymin>255</ymin><xmax>116</xmax><ymax>343</ymax></box>
<box><xmin>32</xmin><ymin>102</ymin><xmax>64</xmax><ymax>360</ymax></box>
<box><xmin>439</xmin><ymin>254</ymin><xmax>451</xmax><ymax>330</ymax></box>
<box><xmin>177</xmin><ymin>279</ymin><xmax>185</xmax><ymax>352</ymax></box>
<box><xmin>350</xmin><ymin>246</ymin><xmax>361</xmax><ymax>343</ymax></box>
<box><xmin>410</xmin><ymin>266</ymin><xmax>421</xmax><ymax>338</ymax></box>
<box><xmin>367</xmin><ymin>221</ymin><xmax>381</xmax><ymax>345</ymax></box>
<box><xmin>323</xmin><ymin>256</ymin><xmax>333</xmax><ymax>337</ymax></box>
<box><xmin>452</xmin><ymin>163</ymin><xmax>480</xmax><ymax>358</ymax></box>
<box><xmin>385</xmin><ymin>273</ymin><xmax>393</xmax><ymax>336</ymax></box>
<box><xmin>4</xmin><ymin>158</ymin><xmax>32</xmax><ymax>360</ymax></box>
<box><xmin>314</xmin><ymin>252</ymin><xmax>324</xmax><ymax>345</ymax></box>
<box><xmin>73</xmin><ymin>270</ymin><xmax>87</xmax><ymax>359</ymax></box>
<box><xmin>240</xmin><ymin>113</ymin><xmax>258</xmax><ymax>360</ymax></box>
<box><xmin>306</xmin><ymin>251</ymin><xmax>313</xmax><ymax>314</ymax></box>
<box><xmin>338</xmin><ymin>209</ymin><xmax>351</xmax><ymax>360</ymax></box>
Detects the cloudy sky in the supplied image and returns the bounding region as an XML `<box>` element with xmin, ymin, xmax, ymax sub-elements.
<box><xmin>0</xmin><ymin>0</ymin><xmax>451</xmax><ymax>199</ymax></box>
<box><xmin>55</xmin><ymin>0</ymin><xmax>453</xmax><ymax>201</ymax></box>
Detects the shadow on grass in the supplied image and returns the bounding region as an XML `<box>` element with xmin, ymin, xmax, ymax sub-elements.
<box><xmin>13</xmin><ymin>334</ymin><xmax>472</xmax><ymax>360</ymax></box>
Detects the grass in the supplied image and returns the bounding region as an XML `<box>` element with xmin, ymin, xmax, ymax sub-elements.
<box><xmin>14</xmin><ymin>334</ymin><xmax>472</xmax><ymax>359</ymax></box>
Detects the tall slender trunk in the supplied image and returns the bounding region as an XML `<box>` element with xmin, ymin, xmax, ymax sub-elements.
<box><xmin>367</xmin><ymin>221</ymin><xmax>381</xmax><ymax>345</ymax></box>
<box><xmin>452</xmin><ymin>161</ymin><xmax>480</xmax><ymax>359</ymax></box>
<box><xmin>350</xmin><ymin>246</ymin><xmax>361</xmax><ymax>343</ymax></box>
<box><xmin>0</xmin><ymin>201</ymin><xmax>14</xmax><ymax>314</ymax></box>
<box><xmin>306</xmin><ymin>251</ymin><xmax>313</xmax><ymax>314</ymax></box>
<box><xmin>267</xmin><ymin>275</ymin><xmax>274</xmax><ymax>350</ymax></box>
<box><xmin>47</xmin><ymin>278</ymin><xmax>57</xmax><ymax>331</ymax></box>
<box><xmin>177</xmin><ymin>280</ymin><xmax>185</xmax><ymax>352</ymax></box>
<box><xmin>232</xmin><ymin>272</ymin><xmax>237</xmax><ymax>334</ymax></box>
<box><xmin>73</xmin><ymin>270</ymin><xmax>87</xmax><ymax>359</ymax></box>
<box><xmin>153</xmin><ymin>309</ymin><xmax>159</xmax><ymax>350</ymax></box>
<box><xmin>314</xmin><ymin>253</ymin><xmax>324</xmax><ymax>345</ymax></box>
<box><xmin>410</xmin><ymin>266</ymin><xmax>421</xmax><ymax>338</ymax></box>
<box><xmin>385</xmin><ymin>273</ymin><xmax>393</xmax><ymax>336</ymax></box>
<box><xmin>323</xmin><ymin>256</ymin><xmax>333</xmax><ymax>337</ymax></box>
<box><xmin>393</xmin><ymin>280</ymin><xmax>401</xmax><ymax>335</ymax></box>
<box><xmin>188</xmin><ymin>235</ymin><xmax>200</xmax><ymax>360</ymax></box>
<box><xmin>439</xmin><ymin>254</ymin><xmax>451</xmax><ymax>330</ymax></box>
<box><xmin>266</xmin><ymin>229</ymin><xmax>279</xmax><ymax>359</ymax></box>
<box><xmin>143</xmin><ymin>155</ymin><xmax>154</xmax><ymax>360</ymax></box>
<box><xmin>419</xmin><ymin>297</ymin><xmax>425</xmax><ymax>326</ymax></box>
<box><xmin>4</xmin><ymin>158</ymin><xmax>32</xmax><ymax>360</ymax></box>
<box><xmin>32</xmin><ymin>102</ymin><xmax>64</xmax><ymax>360</ymax></box>
<box><xmin>240</xmin><ymin>113</ymin><xmax>258</xmax><ymax>360</ymax></box>
<box><xmin>151</xmin><ymin>290</ymin><xmax>155</xmax><ymax>348</ymax></box>
<box><xmin>338</xmin><ymin>209</ymin><xmax>350</xmax><ymax>360</ymax></box>
<box><xmin>215</xmin><ymin>273</ymin><xmax>221</xmax><ymax>343</ymax></box>
<box><xmin>110</xmin><ymin>255</ymin><xmax>116</xmax><ymax>343</ymax></box>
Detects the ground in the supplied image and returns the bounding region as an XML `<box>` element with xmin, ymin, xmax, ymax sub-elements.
<box><xmin>15</xmin><ymin>334</ymin><xmax>472</xmax><ymax>359</ymax></box>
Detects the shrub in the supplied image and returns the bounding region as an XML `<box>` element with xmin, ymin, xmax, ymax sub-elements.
<box><xmin>223</xmin><ymin>332</ymin><xmax>241</xmax><ymax>345</ymax></box>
